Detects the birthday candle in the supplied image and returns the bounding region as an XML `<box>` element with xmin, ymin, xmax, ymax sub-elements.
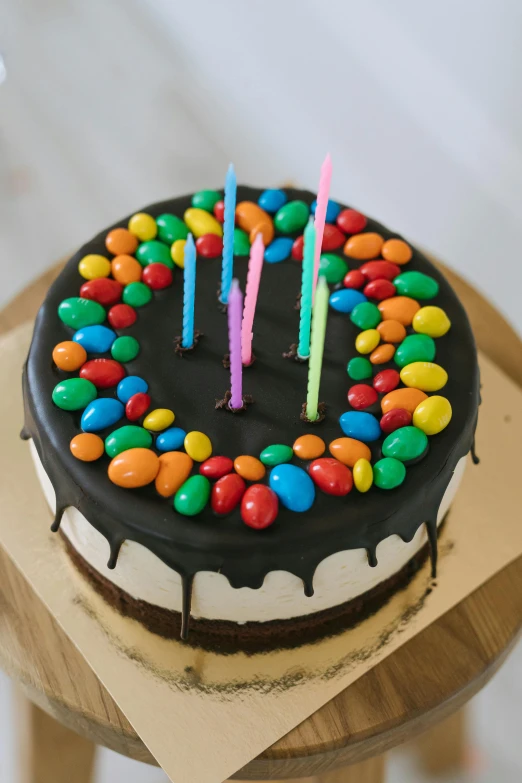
<box><xmin>220</xmin><ymin>163</ymin><xmax>237</xmax><ymax>305</ymax></box>
<box><xmin>228</xmin><ymin>279</ymin><xmax>243</xmax><ymax>409</ymax></box>
<box><xmin>306</xmin><ymin>275</ymin><xmax>329</xmax><ymax>421</ymax></box>
<box><xmin>182</xmin><ymin>233</ymin><xmax>196</xmax><ymax>349</ymax></box>
<box><xmin>312</xmin><ymin>153</ymin><xmax>332</xmax><ymax>300</ymax></box>
<box><xmin>241</xmin><ymin>233</ymin><xmax>264</xmax><ymax>366</ymax></box>
<box><xmin>297</xmin><ymin>218</ymin><xmax>316</xmax><ymax>359</ymax></box>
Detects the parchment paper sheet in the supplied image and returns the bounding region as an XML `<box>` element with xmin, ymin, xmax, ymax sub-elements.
<box><xmin>0</xmin><ymin>323</ymin><xmax>521</xmax><ymax>783</ymax></box>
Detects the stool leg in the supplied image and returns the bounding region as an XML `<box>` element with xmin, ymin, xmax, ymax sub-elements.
<box><xmin>416</xmin><ymin>708</ymin><xmax>467</xmax><ymax>775</ymax></box>
<box><xmin>317</xmin><ymin>755</ymin><xmax>385</xmax><ymax>783</ymax></box>
<box><xmin>15</xmin><ymin>692</ymin><xmax>96</xmax><ymax>783</ymax></box>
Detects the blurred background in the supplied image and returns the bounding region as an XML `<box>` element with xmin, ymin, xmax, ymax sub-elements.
<box><xmin>0</xmin><ymin>0</ymin><xmax>521</xmax><ymax>781</ymax></box>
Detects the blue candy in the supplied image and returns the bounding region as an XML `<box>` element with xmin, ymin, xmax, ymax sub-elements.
<box><xmin>311</xmin><ymin>199</ymin><xmax>341</xmax><ymax>223</ymax></box>
<box><xmin>339</xmin><ymin>411</ymin><xmax>381</xmax><ymax>442</ymax></box>
<box><xmin>264</xmin><ymin>237</ymin><xmax>293</xmax><ymax>264</ymax></box>
<box><xmin>269</xmin><ymin>464</ymin><xmax>315</xmax><ymax>512</ymax></box>
<box><xmin>156</xmin><ymin>427</ymin><xmax>187</xmax><ymax>452</ymax></box>
<box><xmin>81</xmin><ymin>398</ymin><xmax>124</xmax><ymax>432</ymax></box>
<box><xmin>117</xmin><ymin>376</ymin><xmax>149</xmax><ymax>404</ymax></box>
<box><xmin>258</xmin><ymin>188</ymin><xmax>287</xmax><ymax>214</ymax></box>
<box><xmin>329</xmin><ymin>289</ymin><xmax>367</xmax><ymax>313</ymax></box>
<box><xmin>73</xmin><ymin>325</ymin><xmax>116</xmax><ymax>354</ymax></box>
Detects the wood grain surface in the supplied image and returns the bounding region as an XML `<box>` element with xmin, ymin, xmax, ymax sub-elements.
<box><xmin>0</xmin><ymin>260</ymin><xmax>520</xmax><ymax>780</ymax></box>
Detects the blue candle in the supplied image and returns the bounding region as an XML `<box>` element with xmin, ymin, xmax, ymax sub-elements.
<box><xmin>297</xmin><ymin>219</ymin><xmax>316</xmax><ymax>359</ymax></box>
<box><xmin>220</xmin><ymin>163</ymin><xmax>237</xmax><ymax>304</ymax></box>
<box><xmin>182</xmin><ymin>233</ymin><xmax>196</xmax><ymax>348</ymax></box>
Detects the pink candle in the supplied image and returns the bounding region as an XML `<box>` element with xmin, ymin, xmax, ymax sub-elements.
<box><xmin>228</xmin><ymin>279</ymin><xmax>243</xmax><ymax>409</ymax></box>
<box><xmin>241</xmin><ymin>233</ymin><xmax>265</xmax><ymax>365</ymax></box>
<box><xmin>312</xmin><ymin>153</ymin><xmax>333</xmax><ymax>299</ymax></box>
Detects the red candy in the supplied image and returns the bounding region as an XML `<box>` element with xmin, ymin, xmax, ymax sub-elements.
<box><xmin>292</xmin><ymin>235</ymin><xmax>304</xmax><ymax>261</ymax></box>
<box><xmin>360</xmin><ymin>260</ymin><xmax>401</xmax><ymax>282</ymax></box>
<box><xmin>343</xmin><ymin>269</ymin><xmax>365</xmax><ymax>289</ymax></box>
<box><xmin>125</xmin><ymin>392</ymin><xmax>151</xmax><ymax>421</ymax></box>
<box><xmin>213</xmin><ymin>200</ymin><xmax>225</xmax><ymax>222</ymax></box>
<box><xmin>142</xmin><ymin>263</ymin><xmax>173</xmax><ymax>290</ymax></box>
<box><xmin>108</xmin><ymin>304</ymin><xmax>137</xmax><ymax>329</ymax></box>
<box><xmin>348</xmin><ymin>383</ymin><xmax>378</xmax><ymax>410</ymax></box>
<box><xmin>79</xmin><ymin>359</ymin><xmax>125</xmax><ymax>389</ymax></box>
<box><xmin>336</xmin><ymin>209</ymin><xmax>367</xmax><ymax>235</ymax></box>
<box><xmin>380</xmin><ymin>408</ymin><xmax>412</xmax><ymax>434</ymax></box>
<box><xmin>199</xmin><ymin>456</ymin><xmax>234</xmax><ymax>480</ymax></box>
<box><xmin>241</xmin><ymin>484</ymin><xmax>278</xmax><ymax>529</ymax></box>
<box><xmin>80</xmin><ymin>278</ymin><xmax>123</xmax><ymax>307</ymax></box>
<box><xmin>321</xmin><ymin>223</ymin><xmax>345</xmax><ymax>251</ymax></box>
<box><xmin>373</xmin><ymin>369</ymin><xmax>400</xmax><ymax>394</ymax></box>
<box><xmin>309</xmin><ymin>458</ymin><xmax>353</xmax><ymax>496</ymax></box>
<box><xmin>363</xmin><ymin>279</ymin><xmax>396</xmax><ymax>301</ymax></box>
<box><xmin>211</xmin><ymin>473</ymin><xmax>246</xmax><ymax>515</ymax></box>
<box><xmin>196</xmin><ymin>233</ymin><xmax>223</xmax><ymax>258</ymax></box>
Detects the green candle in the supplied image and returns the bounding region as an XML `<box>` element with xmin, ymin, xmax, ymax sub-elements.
<box><xmin>297</xmin><ymin>218</ymin><xmax>316</xmax><ymax>359</ymax></box>
<box><xmin>306</xmin><ymin>275</ymin><xmax>329</xmax><ymax>421</ymax></box>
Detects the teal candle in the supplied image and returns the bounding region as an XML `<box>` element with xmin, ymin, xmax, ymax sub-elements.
<box><xmin>182</xmin><ymin>234</ymin><xmax>196</xmax><ymax>348</ymax></box>
<box><xmin>297</xmin><ymin>219</ymin><xmax>316</xmax><ymax>359</ymax></box>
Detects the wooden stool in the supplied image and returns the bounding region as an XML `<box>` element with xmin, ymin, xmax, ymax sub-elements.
<box><xmin>1</xmin><ymin>261</ymin><xmax>521</xmax><ymax>783</ymax></box>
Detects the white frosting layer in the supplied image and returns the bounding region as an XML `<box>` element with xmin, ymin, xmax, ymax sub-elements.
<box><xmin>31</xmin><ymin>442</ymin><xmax>466</xmax><ymax>624</ymax></box>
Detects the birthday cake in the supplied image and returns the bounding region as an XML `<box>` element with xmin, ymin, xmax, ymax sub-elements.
<box><xmin>22</xmin><ymin>179</ymin><xmax>480</xmax><ymax>652</ymax></box>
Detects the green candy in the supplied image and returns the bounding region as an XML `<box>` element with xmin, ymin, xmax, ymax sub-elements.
<box><xmin>373</xmin><ymin>457</ymin><xmax>406</xmax><ymax>490</ymax></box>
<box><xmin>52</xmin><ymin>378</ymin><xmax>97</xmax><ymax>411</ymax></box>
<box><xmin>156</xmin><ymin>214</ymin><xmax>189</xmax><ymax>244</ymax></box>
<box><xmin>382</xmin><ymin>426</ymin><xmax>428</xmax><ymax>462</ymax></box>
<box><xmin>174</xmin><ymin>475</ymin><xmax>210</xmax><ymax>516</ymax></box>
<box><xmin>58</xmin><ymin>298</ymin><xmax>105</xmax><ymax>329</ymax></box>
<box><xmin>347</xmin><ymin>356</ymin><xmax>373</xmax><ymax>380</ymax></box>
<box><xmin>105</xmin><ymin>425</ymin><xmax>152</xmax><ymax>458</ymax></box>
<box><xmin>394</xmin><ymin>334</ymin><xmax>436</xmax><ymax>368</ymax></box>
<box><xmin>191</xmin><ymin>189</ymin><xmax>221</xmax><ymax>212</ymax></box>
<box><xmin>122</xmin><ymin>282</ymin><xmax>152</xmax><ymax>308</ymax></box>
<box><xmin>394</xmin><ymin>271</ymin><xmax>439</xmax><ymax>300</ymax></box>
<box><xmin>260</xmin><ymin>444</ymin><xmax>293</xmax><ymax>466</ymax></box>
<box><xmin>111</xmin><ymin>335</ymin><xmax>140</xmax><ymax>362</ymax></box>
<box><xmin>136</xmin><ymin>240</ymin><xmax>174</xmax><ymax>268</ymax></box>
<box><xmin>318</xmin><ymin>253</ymin><xmax>348</xmax><ymax>284</ymax></box>
<box><xmin>350</xmin><ymin>302</ymin><xmax>381</xmax><ymax>330</ymax></box>
<box><xmin>233</xmin><ymin>227</ymin><xmax>251</xmax><ymax>256</ymax></box>
<box><xmin>274</xmin><ymin>200</ymin><xmax>309</xmax><ymax>233</ymax></box>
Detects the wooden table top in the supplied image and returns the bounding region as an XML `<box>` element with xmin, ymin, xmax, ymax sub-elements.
<box><xmin>0</xmin><ymin>260</ymin><xmax>521</xmax><ymax>780</ymax></box>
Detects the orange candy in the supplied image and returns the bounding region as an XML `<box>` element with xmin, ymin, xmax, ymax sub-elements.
<box><xmin>381</xmin><ymin>388</ymin><xmax>428</xmax><ymax>414</ymax></box>
<box><xmin>343</xmin><ymin>232</ymin><xmax>384</xmax><ymax>260</ymax></box>
<box><xmin>105</xmin><ymin>228</ymin><xmax>139</xmax><ymax>256</ymax></box>
<box><xmin>111</xmin><ymin>255</ymin><xmax>142</xmax><ymax>285</ymax></box>
<box><xmin>377</xmin><ymin>319</ymin><xmax>407</xmax><ymax>343</ymax></box>
<box><xmin>293</xmin><ymin>434</ymin><xmax>326</xmax><ymax>460</ymax></box>
<box><xmin>70</xmin><ymin>433</ymin><xmax>104</xmax><ymax>462</ymax></box>
<box><xmin>370</xmin><ymin>343</ymin><xmax>395</xmax><ymax>364</ymax></box>
<box><xmin>52</xmin><ymin>341</ymin><xmax>87</xmax><ymax>371</ymax></box>
<box><xmin>235</xmin><ymin>202</ymin><xmax>274</xmax><ymax>246</ymax></box>
<box><xmin>382</xmin><ymin>238</ymin><xmax>412</xmax><ymax>265</ymax></box>
<box><xmin>329</xmin><ymin>438</ymin><xmax>371</xmax><ymax>468</ymax></box>
<box><xmin>155</xmin><ymin>452</ymin><xmax>193</xmax><ymax>498</ymax></box>
<box><xmin>378</xmin><ymin>296</ymin><xmax>420</xmax><ymax>326</ymax></box>
<box><xmin>108</xmin><ymin>448</ymin><xmax>159</xmax><ymax>488</ymax></box>
<box><xmin>234</xmin><ymin>455</ymin><xmax>266</xmax><ymax>481</ymax></box>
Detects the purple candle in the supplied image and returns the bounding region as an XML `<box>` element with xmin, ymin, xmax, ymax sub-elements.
<box><xmin>228</xmin><ymin>278</ymin><xmax>243</xmax><ymax>409</ymax></box>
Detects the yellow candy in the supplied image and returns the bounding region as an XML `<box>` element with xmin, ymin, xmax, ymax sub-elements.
<box><xmin>78</xmin><ymin>254</ymin><xmax>111</xmax><ymax>280</ymax></box>
<box><xmin>143</xmin><ymin>408</ymin><xmax>175</xmax><ymax>432</ymax></box>
<box><xmin>412</xmin><ymin>306</ymin><xmax>451</xmax><ymax>338</ymax></box>
<box><xmin>183</xmin><ymin>208</ymin><xmax>223</xmax><ymax>238</ymax></box>
<box><xmin>184</xmin><ymin>430</ymin><xmax>212</xmax><ymax>462</ymax></box>
<box><xmin>353</xmin><ymin>458</ymin><xmax>373</xmax><ymax>493</ymax></box>
<box><xmin>171</xmin><ymin>239</ymin><xmax>186</xmax><ymax>268</ymax></box>
<box><xmin>128</xmin><ymin>212</ymin><xmax>158</xmax><ymax>241</ymax></box>
<box><xmin>413</xmin><ymin>395</ymin><xmax>452</xmax><ymax>435</ymax></box>
<box><xmin>400</xmin><ymin>362</ymin><xmax>448</xmax><ymax>392</ymax></box>
<box><xmin>355</xmin><ymin>329</ymin><xmax>380</xmax><ymax>355</ymax></box>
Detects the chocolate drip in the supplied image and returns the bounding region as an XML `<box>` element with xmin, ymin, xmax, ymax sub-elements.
<box><xmin>107</xmin><ymin>539</ymin><xmax>123</xmax><ymax>570</ymax></box>
<box><xmin>20</xmin><ymin>426</ymin><xmax>30</xmax><ymax>441</ymax></box>
<box><xmin>367</xmin><ymin>548</ymin><xmax>378</xmax><ymax>568</ymax></box>
<box><xmin>303</xmin><ymin>578</ymin><xmax>315</xmax><ymax>598</ymax></box>
<box><xmin>180</xmin><ymin>574</ymin><xmax>194</xmax><ymax>641</ymax></box>
<box><xmin>471</xmin><ymin>437</ymin><xmax>480</xmax><ymax>465</ymax></box>
<box><xmin>51</xmin><ymin>506</ymin><xmax>65</xmax><ymax>533</ymax></box>
<box><xmin>425</xmin><ymin>519</ymin><xmax>438</xmax><ymax>578</ymax></box>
